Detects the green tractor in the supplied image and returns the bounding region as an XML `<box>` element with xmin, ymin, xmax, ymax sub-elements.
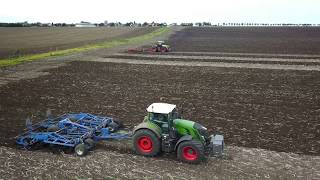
<box><xmin>132</xmin><ymin>103</ymin><xmax>224</xmax><ymax>164</ymax></box>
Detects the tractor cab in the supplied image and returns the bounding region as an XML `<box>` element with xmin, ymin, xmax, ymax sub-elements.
<box><xmin>152</xmin><ymin>41</ymin><xmax>171</xmax><ymax>52</ymax></box>
<box><xmin>156</xmin><ymin>41</ymin><xmax>165</xmax><ymax>46</ymax></box>
<box><xmin>146</xmin><ymin>103</ymin><xmax>177</xmax><ymax>134</ymax></box>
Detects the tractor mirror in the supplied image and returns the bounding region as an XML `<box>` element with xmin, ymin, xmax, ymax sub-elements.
<box><xmin>180</xmin><ymin>107</ymin><xmax>184</xmax><ymax>118</ymax></box>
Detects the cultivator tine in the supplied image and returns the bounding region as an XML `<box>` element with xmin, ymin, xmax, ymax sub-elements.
<box><xmin>46</xmin><ymin>109</ymin><xmax>53</xmax><ymax>119</ymax></box>
<box><xmin>25</xmin><ymin>117</ymin><xmax>33</xmax><ymax>131</ymax></box>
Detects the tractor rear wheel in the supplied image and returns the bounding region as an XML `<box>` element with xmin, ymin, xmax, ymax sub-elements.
<box><xmin>177</xmin><ymin>140</ymin><xmax>205</xmax><ymax>164</ymax></box>
<box><xmin>133</xmin><ymin>129</ymin><xmax>160</xmax><ymax>156</ymax></box>
<box><xmin>161</xmin><ymin>47</ymin><xmax>169</xmax><ymax>52</ymax></box>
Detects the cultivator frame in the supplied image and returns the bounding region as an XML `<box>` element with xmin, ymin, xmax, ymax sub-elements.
<box><xmin>16</xmin><ymin>113</ymin><xmax>129</xmax><ymax>156</ymax></box>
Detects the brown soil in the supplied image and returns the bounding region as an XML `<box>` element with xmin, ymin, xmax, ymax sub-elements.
<box><xmin>0</xmin><ymin>61</ymin><xmax>319</xmax><ymax>156</ymax></box>
<box><xmin>0</xmin><ymin>27</ymin><xmax>157</xmax><ymax>58</ymax></box>
<box><xmin>168</xmin><ymin>27</ymin><xmax>320</xmax><ymax>54</ymax></box>
<box><xmin>0</xmin><ymin>145</ymin><xmax>319</xmax><ymax>179</ymax></box>
<box><xmin>104</xmin><ymin>54</ymin><xmax>320</xmax><ymax>66</ymax></box>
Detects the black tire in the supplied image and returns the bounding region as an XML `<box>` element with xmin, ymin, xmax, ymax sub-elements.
<box><xmin>107</xmin><ymin>122</ymin><xmax>119</xmax><ymax>133</ymax></box>
<box><xmin>84</xmin><ymin>138</ymin><xmax>95</xmax><ymax>150</ymax></box>
<box><xmin>19</xmin><ymin>137</ymin><xmax>34</xmax><ymax>150</ymax></box>
<box><xmin>177</xmin><ymin>140</ymin><xmax>205</xmax><ymax>164</ymax></box>
<box><xmin>74</xmin><ymin>143</ymin><xmax>88</xmax><ymax>156</ymax></box>
<box><xmin>133</xmin><ymin>129</ymin><xmax>161</xmax><ymax>156</ymax></box>
<box><xmin>105</xmin><ymin>120</ymin><xmax>123</xmax><ymax>133</ymax></box>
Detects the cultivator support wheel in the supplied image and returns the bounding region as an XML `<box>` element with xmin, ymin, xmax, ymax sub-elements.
<box><xmin>107</xmin><ymin>121</ymin><xmax>121</xmax><ymax>133</ymax></box>
<box><xmin>75</xmin><ymin>143</ymin><xmax>88</xmax><ymax>156</ymax></box>
<box><xmin>17</xmin><ymin>137</ymin><xmax>35</xmax><ymax>150</ymax></box>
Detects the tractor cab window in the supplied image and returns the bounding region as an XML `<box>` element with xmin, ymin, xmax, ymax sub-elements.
<box><xmin>150</xmin><ymin>113</ymin><xmax>169</xmax><ymax>134</ymax></box>
<box><xmin>151</xmin><ymin>113</ymin><xmax>168</xmax><ymax>123</ymax></box>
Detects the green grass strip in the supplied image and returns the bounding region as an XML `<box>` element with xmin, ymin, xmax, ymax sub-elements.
<box><xmin>0</xmin><ymin>27</ymin><xmax>170</xmax><ymax>67</ymax></box>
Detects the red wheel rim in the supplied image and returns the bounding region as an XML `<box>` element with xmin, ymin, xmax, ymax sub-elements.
<box><xmin>182</xmin><ymin>146</ymin><xmax>198</xmax><ymax>161</ymax></box>
<box><xmin>137</xmin><ymin>136</ymin><xmax>153</xmax><ymax>153</ymax></box>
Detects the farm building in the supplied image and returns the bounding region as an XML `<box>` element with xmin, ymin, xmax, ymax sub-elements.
<box><xmin>75</xmin><ymin>22</ymin><xmax>96</xmax><ymax>27</ymax></box>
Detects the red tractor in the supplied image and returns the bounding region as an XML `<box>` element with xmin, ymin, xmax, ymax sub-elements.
<box><xmin>151</xmin><ymin>41</ymin><xmax>171</xmax><ymax>52</ymax></box>
<box><xmin>128</xmin><ymin>41</ymin><xmax>171</xmax><ymax>53</ymax></box>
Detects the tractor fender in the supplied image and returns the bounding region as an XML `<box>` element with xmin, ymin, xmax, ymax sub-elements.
<box><xmin>174</xmin><ymin>135</ymin><xmax>193</xmax><ymax>150</ymax></box>
<box><xmin>132</xmin><ymin>122</ymin><xmax>161</xmax><ymax>138</ymax></box>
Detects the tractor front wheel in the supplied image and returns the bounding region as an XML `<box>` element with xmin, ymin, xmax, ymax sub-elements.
<box><xmin>133</xmin><ymin>129</ymin><xmax>160</xmax><ymax>156</ymax></box>
<box><xmin>177</xmin><ymin>140</ymin><xmax>205</xmax><ymax>164</ymax></box>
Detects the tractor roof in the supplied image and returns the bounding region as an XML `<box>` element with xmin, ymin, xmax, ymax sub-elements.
<box><xmin>147</xmin><ymin>103</ymin><xmax>176</xmax><ymax>114</ymax></box>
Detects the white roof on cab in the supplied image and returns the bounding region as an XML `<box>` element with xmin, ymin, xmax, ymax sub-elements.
<box><xmin>147</xmin><ymin>103</ymin><xmax>176</xmax><ymax>114</ymax></box>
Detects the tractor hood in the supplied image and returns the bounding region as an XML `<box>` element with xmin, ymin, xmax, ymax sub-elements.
<box><xmin>173</xmin><ymin>119</ymin><xmax>209</xmax><ymax>141</ymax></box>
<box><xmin>173</xmin><ymin>119</ymin><xmax>195</xmax><ymax>130</ymax></box>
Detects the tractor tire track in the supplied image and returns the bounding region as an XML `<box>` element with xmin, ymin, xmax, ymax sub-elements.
<box><xmin>91</xmin><ymin>57</ymin><xmax>320</xmax><ymax>71</ymax></box>
<box><xmin>111</xmin><ymin>53</ymin><xmax>320</xmax><ymax>63</ymax></box>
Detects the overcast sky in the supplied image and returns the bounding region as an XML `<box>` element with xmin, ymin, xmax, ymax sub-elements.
<box><xmin>0</xmin><ymin>0</ymin><xmax>319</xmax><ymax>24</ymax></box>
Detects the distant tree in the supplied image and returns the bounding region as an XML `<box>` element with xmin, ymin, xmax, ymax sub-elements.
<box><xmin>203</xmin><ymin>22</ymin><xmax>211</xmax><ymax>26</ymax></box>
<box><xmin>180</xmin><ymin>23</ymin><xmax>193</xmax><ymax>26</ymax></box>
<box><xmin>142</xmin><ymin>22</ymin><xmax>149</xmax><ymax>26</ymax></box>
<box><xmin>108</xmin><ymin>22</ymin><xmax>116</xmax><ymax>27</ymax></box>
<box><xmin>125</xmin><ymin>22</ymin><xmax>133</xmax><ymax>26</ymax></box>
<box><xmin>0</xmin><ymin>23</ymin><xmax>24</xmax><ymax>27</ymax></box>
<box><xmin>195</xmin><ymin>22</ymin><xmax>202</xmax><ymax>26</ymax></box>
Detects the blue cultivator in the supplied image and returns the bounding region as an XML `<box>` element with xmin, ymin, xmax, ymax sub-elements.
<box><xmin>16</xmin><ymin>113</ymin><xmax>130</xmax><ymax>156</ymax></box>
